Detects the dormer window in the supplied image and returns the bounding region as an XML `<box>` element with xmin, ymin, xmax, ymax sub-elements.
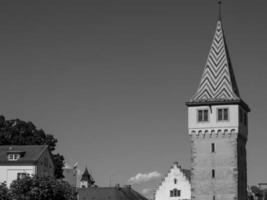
<box><xmin>8</xmin><ymin>153</ymin><xmax>20</xmax><ymax>161</ymax></box>
<box><xmin>6</xmin><ymin>150</ymin><xmax>25</xmax><ymax>161</ymax></box>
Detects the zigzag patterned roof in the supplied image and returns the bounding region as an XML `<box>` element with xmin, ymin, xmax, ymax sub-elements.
<box><xmin>190</xmin><ymin>19</ymin><xmax>240</xmax><ymax>103</ymax></box>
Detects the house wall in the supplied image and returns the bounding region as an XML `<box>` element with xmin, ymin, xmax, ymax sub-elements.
<box><xmin>63</xmin><ymin>168</ymin><xmax>77</xmax><ymax>187</ymax></box>
<box><xmin>36</xmin><ymin>149</ymin><xmax>54</xmax><ymax>177</ymax></box>
<box><xmin>0</xmin><ymin>165</ymin><xmax>36</xmax><ymax>187</ymax></box>
<box><xmin>155</xmin><ymin>164</ymin><xmax>191</xmax><ymax>200</ymax></box>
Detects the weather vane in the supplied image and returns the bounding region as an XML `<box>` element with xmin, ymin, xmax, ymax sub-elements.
<box><xmin>217</xmin><ymin>0</ymin><xmax>222</xmax><ymax>20</ymax></box>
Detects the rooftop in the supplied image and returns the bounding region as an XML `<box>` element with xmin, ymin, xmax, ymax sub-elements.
<box><xmin>0</xmin><ymin>145</ymin><xmax>49</xmax><ymax>165</ymax></box>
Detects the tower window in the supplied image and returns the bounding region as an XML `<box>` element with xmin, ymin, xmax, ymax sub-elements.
<box><xmin>213</xmin><ymin>196</ymin><xmax>216</xmax><ymax>200</ymax></box>
<box><xmin>212</xmin><ymin>169</ymin><xmax>215</xmax><ymax>178</ymax></box>
<box><xmin>174</xmin><ymin>178</ymin><xmax>177</xmax><ymax>184</ymax></box>
<box><xmin>198</xmin><ymin>109</ymin><xmax>209</xmax><ymax>122</ymax></box>
<box><xmin>211</xmin><ymin>143</ymin><xmax>215</xmax><ymax>153</ymax></box>
<box><xmin>218</xmin><ymin>108</ymin><xmax>229</xmax><ymax>121</ymax></box>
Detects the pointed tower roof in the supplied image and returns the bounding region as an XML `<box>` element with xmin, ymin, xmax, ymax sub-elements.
<box><xmin>188</xmin><ymin>1</ymin><xmax>249</xmax><ymax>111</ymax></box>
<box><xmin>81</xmin><ymin>167</ymin><xmax>95</xmax><ymax>185</ymax></box>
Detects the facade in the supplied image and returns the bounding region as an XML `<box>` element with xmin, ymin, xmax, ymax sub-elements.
<box><xmin>63</xmin><ymin>167</ymin><xmax>78</xmax><ymax>188</ymax></box>
<box><xmin>0</xmin><ymin>145</ymin><xmax>55</xmax><ymax>187</ymax></box>
<box><xmin>78</xmin><ymin>185</ymin><xmax>148</xmax><ymax>200</ymax></box>
<box><xmin>186</xmin><ymin>2</ymin><xmax>250</xmax><ymax>200</ymax></box>
<box><xmin>155</xmin><ymin>162</ymin><xmax>191</xmax><ymax>200</ymax></box>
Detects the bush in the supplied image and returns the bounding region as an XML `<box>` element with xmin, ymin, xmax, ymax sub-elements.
<box><xmin>0</xmin><ymin>182</ymin><xmax>11</xmax><ymax>200</ymax></box>
<box><xmin>10</xmin><ymin>175</ymin><xmax>77</xmax><ymax>200</ymax></box>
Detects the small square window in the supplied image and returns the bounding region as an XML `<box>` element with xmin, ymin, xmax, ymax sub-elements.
<box><xmin>170</xmin><ymin>189</ymin><xmax>181</xmax><ymax>197</ymax></box>
<box><xmin>218</xmin><ymin>108</ymin><xmax>229</xmax><ymax>121</ymax></box>
<box><xmin>17</xmin><ymin>173</ymin><xmax>27</xmax><ymax>180</ymax></box>
<box><xmin>198</xmin><ymin>109</ymin><xmax>209</xmax><ymax>122</ymax></box>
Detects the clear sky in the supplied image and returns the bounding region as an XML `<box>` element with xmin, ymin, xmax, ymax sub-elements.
<box><xmin>0</xmin><ymin>0</ymin><xmax>267</xmax><ymax>198</ymax></box>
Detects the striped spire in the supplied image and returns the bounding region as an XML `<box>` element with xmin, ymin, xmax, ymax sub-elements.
<box><xmin>190</xmin><ymin>2</ymin><xmax>240</xmax><ymax>103</ymax></box>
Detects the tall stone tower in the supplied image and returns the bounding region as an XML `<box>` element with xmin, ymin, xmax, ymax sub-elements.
<box><xmin>186</xmin><ymin>2</ymin><xmax>250</xmax><ymax>200</ymax></box>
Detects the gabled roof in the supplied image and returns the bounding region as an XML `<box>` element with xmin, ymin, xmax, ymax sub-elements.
<box><xmin>78</xmin><ymin>186</ymin><xmax>148</xmax><ymax>200</ymax></box>
<box><xmin>154</xmin><ymin>161</ymin><xmax>191</xmax><ymax>199</ymax></box>
<box><xmin>0</xmin><ymin>145</ymin><xmax>49</xmax><ymax>165</ymax></box>
<box><xmin>81</xmin><ymin>167</ymin><xmax>95</xmax><ymax>184</ymax></box>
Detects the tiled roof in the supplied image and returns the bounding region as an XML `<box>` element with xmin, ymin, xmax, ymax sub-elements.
<box><xmin>0</xmin><ymin>145</ymin><xmax>48</xmax><ymax>164</ymax></box>
<box><xmin>190</xmin><ymin>19</ymin><xmax>240</xmax><ymax>103</ymax></box>
<box><xmin>78</xmin><ymin>186</ymin><xmax>148</xmax><ymax>200</ymax></box>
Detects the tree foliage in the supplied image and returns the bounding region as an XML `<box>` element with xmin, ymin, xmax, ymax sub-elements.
<box><xmin>0</xmin><ymin>183</ymin><xmax>11</xmax><ymax>200</ymax></box>
<box><xmin>0</xmin><ymin>116</ymin><xmax>64</xmax><ymax>178</ymax></box>
<box><xmin>9</xmin><ymin>175</ymin><xmax>77</xmax><ymax>200</ymax></box>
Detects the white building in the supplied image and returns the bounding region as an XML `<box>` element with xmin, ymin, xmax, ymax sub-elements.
<box><xmin>155</xmin><ymin>162</ymin><xmax>191</xmax><ymax>200</ymax></box>
<box><xmin>0</xmin><ymin>145</ymin><xmax>55</xmax><ymax>187</ymax></box>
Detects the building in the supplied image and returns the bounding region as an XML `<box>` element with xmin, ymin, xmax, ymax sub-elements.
<box><xmin>186</xmin><ymin>2</ymin><xmax>250</xmax><ymax>200</ymax></box>
<box><xmin>155</xmin><ymin>162</ymin><xmax>191</xmax><ymax>200</ymax></box>
<box><xmin>78</xmin><ymin>185</ymin><xmax>148</xmax><ymax>200</ymax></box>
<box><xmin>0</xmin><ymin>145</ymin><xmax>55</xmax><ymax>187</ymax></box>
<box><xmin>80</xmin><ymin>167</ymin><xmax>95</xmax><ymax>188</ymax></box>
<box><xmin>63</xmin><ymin>166</ymin><xmax>78</xmax><ymax>188</ymax></box>
<box><xmin>78</xmin><ymin>169</ymin><xmax>148</xmax><ymax>200</ymax></box>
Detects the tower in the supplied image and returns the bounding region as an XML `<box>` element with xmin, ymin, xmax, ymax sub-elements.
<box><xmin>80</xmin><ymin>167</ymin><xmax>95</xmax><ymax>188</ymax></box>
<box><xmin>186</xmin><ymin>2</ymin><xmax>250</xmax><ymax>200</ymax></box>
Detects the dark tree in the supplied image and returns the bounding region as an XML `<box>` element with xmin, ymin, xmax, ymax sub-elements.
<box><xmin>0</xmin><ymin>116</ymin><xmax>64</xmax><ymax>178</ymax></box>
<box><xmin>0</xmin><ymin>183</ymin><xmax>11</xmax><ymax>200</ymax></box>
<box><xmin>10</xmin><ymin>175</ymin><xmax>77</xmax><ymax>200</ymax></box>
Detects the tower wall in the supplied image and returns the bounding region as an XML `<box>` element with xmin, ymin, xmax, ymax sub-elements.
<box><xmin>188</xmin><ymin>105</ymin><xmax>248</xmax><ymax>200</ymax></box>
<box><xmin>191</xmin><ymin>132</ymin><xmax>238</xmax><ymax>200</ymax></box>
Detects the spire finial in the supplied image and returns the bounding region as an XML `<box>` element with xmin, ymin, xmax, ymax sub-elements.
<box><xmin>218</xmin><ymin>0</ymin><xmax>222</xmax><ymax>21</ymax></box>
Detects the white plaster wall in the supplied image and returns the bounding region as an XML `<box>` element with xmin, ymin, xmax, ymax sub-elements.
<box><xmin>188</xmin><ymin>105</ymin><xmax>239</xmax><ymax>130</ymax></box>
<box><xmin>0</xmin><ymin>165</ymin><xmax>36</xmax><ymax>187</ymax></box>
<box><xmin>155</xmin><ymin>165</ymin><xmax>191</xmax><ymax>200</ymax></box>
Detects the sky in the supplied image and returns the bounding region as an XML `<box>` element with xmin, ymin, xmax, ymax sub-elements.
<box><xmin>0</xmin><ymin>0</ymin><xmax>267</xmax><ymax>198</ymax></box>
